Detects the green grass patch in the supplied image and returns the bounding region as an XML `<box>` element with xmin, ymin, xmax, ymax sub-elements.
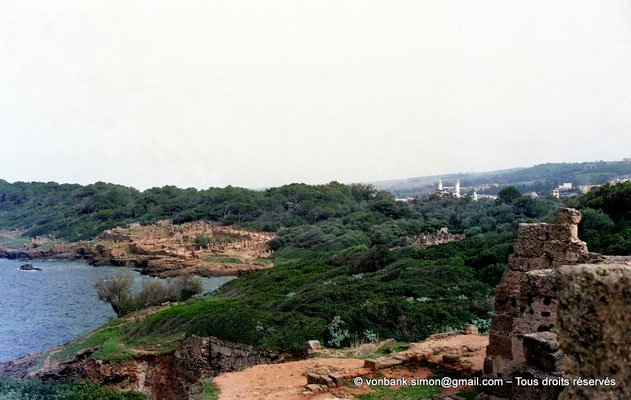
<box><xmin>1</xmin><ymin>236</ymin><xmax>31</xmax><ymax>248</ymax></box>
<box><xmin>202</xmin><ymin>255</ymin><xmax>242</xmax><ymax>264</ymax></box>
<box><xmin>198</xmin><ymin>378</ymin><xmax>220</xmax><ymax>400</ymax></box>
<box><xmin>128</xmin><ymin>333</ymin><xmax>184</xmax><ymax>353</ymax></box>
<box><xmin>49</xmin><ymin>318</ymin><xmax>135</xmax><ymax>363</ymax></box>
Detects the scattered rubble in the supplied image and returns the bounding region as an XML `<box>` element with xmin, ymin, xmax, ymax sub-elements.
<box><xmin>409</xmin><ymin>227</ymin><xmax>465</xmax><ymax>249</ymax></box>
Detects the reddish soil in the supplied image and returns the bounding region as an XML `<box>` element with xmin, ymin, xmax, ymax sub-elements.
<box><xmin>213</xmin><ymin>334</ymin><xmax>489</xmax><ymax>400</ymax></box>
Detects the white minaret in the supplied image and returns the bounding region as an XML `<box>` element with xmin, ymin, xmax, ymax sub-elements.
<box><xmin>438</xmin><ymin>178</ymin><xmax>443</xmax><ymax>191</ymax></box>
<box><xmin>455</xmin><ymin>179</ymin><xmax>461</xmax><ymax>198</ymax></box>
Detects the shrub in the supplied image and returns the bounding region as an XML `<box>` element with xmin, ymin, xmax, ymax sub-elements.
<box><xmin>193</xmin><ymin>234</ymin><xmax>211</xmax><ymax>247</ymax></box>
<box><xmin>94</xmin><ymin>272</ymin><xmax>204</xmax><ymax>317</ymax></box>
<box><xmin>327</xmin><ymin>316</ymin><xmax>350</xmax><ymax>348</ymax></box>
<box><xmin>0</xmin><ymin>376</ymin><xmax>146</xmax><ymax>399</ymax></box>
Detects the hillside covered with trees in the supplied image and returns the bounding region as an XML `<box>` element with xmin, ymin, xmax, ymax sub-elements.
<box><xmin>1</xmin><ymin>178</ymin><xmax>629</xmax><ymax>367</ymax></box>
<box><xmin>374</xmin><ymin>160</ymin><xmax>631</xmax><ymax>198</ymax></box>
<box><xmin>0</xmin><ymin>179</ymin><xmax>561</xmax><ymax>354</ymax></box>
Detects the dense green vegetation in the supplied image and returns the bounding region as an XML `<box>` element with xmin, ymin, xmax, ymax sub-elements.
<box><xmin>0</xmin><ymin>180</ymin><xmax>555</xmax><ymax>242</ymax></box>
<box><xmin>567</xmin><ymin>181</ymin><xmax>631</xmax><ymax>255</ymax></box>
<box><xmin>1</xmin><ymin>180</ymin><xmax>563</xmax><ymax>354</ymax></box>
<box><xmin>0</xmin><ymin>180</ymin><xmax>388</xmax><ymax>241</ymax></box>
<box><xmin>5</xmin><ymin>178</ymin><xmax>630</xmax><ymax>362</ymax></box>
<box><xmin>0</xmin><ymin>376</ymin><xmax>145</xmax><ymax>400</ymax></box>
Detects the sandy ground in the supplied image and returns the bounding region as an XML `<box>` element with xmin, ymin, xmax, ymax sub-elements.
<box><xmin>213</xmin><ymin>334</ymin><xmax>489</xmax><ymax>400</ymax></box>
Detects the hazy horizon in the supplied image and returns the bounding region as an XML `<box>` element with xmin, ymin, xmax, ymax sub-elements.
<box><xmin>2</xmin><ymin>1</ymin><xmax>631</xmax><ymax>190</ymax></box>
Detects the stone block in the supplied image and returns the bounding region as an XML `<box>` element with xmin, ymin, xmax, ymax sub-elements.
<box><xmin>514</xmin><ymin>238</ymin><xmax>545</xmax><ymax>258</ymax></box>
<box><xmin>392</xmin><ymin>354</ymin><xmax>410</xmax><ymax>362</ymax></box>
<box><xmin>549</xmin><ymin>224</ymin><xmax>578</xmax><ymax>242</ymax></box>
<box><xmin>523</xmin><ymin>332</ymin><xmax>564</xmax><ymax>372</ymax></box>
<box><xmin>516</xmin><ymin>223</ymin><xmax>549</xmax><ymax>241</ymax></box>
<box><xmin>320</xmin><ymin>375</ymin><xmax>335</xmax><ymax>388</ymax></box>
<box><xmin>557</xmin><ymin>264</ymin><xmax>631</xmax><ymax>400</ymax></box>
<box><xmin>306</xmin><ymin>340</ymin><xmax>321</xmax><ymax>350</ymax></box>
<box><xmin>483</xmin><ymin>356</ymin><xmax>493</xmax><ymax>374</ymax></box>
<box><xmin>520</xmin><ymin>269</ymin><xmax>556</xmax><ymax>305</ymax></box>
<box><xmin>307</xmin><ymin>373</ymin><xmax>319</xmax><ymax>384</ymax></box>
<box><xmin>490</xmin><ymin>314</ymin><xmax>513</xmax><ymax>336</ymax></box>
<box><xmin>487</xmin><ymin>334</ymin><xmax>513</xmax><ymax>359</ymax></box>
<box><xmin>378</xmin><ymin>357</ymin><xmax>403</xmax><ymax>368</ymax></box>
<box><xmin>329</xmin><ymin>374</ymin><xmax>342</xmax><ymax>387</ymax></box>
<box><xmin>442</xmin><ymin>353</ymin><xmax>460</xmax><ymax>364</ymax></box>
<box><xmin>305</xmin><ymin>384</ymin><xmax>324</xmax><ymax>393</ymax></box>
<box><xmin>364</xmin><ymin>359</ymin><xmax>378</xmax><ymax>370</ymax></box>
<box><xmin>556</xmin><ymin>208</ymin><xmax>582</xmax><ymax>225</ymax></box>
<box><xmin>509</xmin><ymin>255</ymin><xmax>552</xmax><ymax>272</ymax></box>
<box><xmin>461</xmin><ymin>323</ymin><xmax>478</xmax><ymax>335</ymax></box>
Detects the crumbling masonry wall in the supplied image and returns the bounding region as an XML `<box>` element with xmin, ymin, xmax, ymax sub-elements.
<box><xmin>556</xmin><ymin>264</ymin><xmax>631</xmax><ymax>400</ymax></box>
<box><xmin>482</xmin><ymin>208</ymin><xmax>601</xmax><ymax>399</ymax></box>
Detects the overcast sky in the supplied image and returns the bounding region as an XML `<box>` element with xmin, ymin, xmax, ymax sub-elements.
<box><xmin>1</xmin><ymin>1</ymin><xmax>631</xmax><ymax>190</ymax></box>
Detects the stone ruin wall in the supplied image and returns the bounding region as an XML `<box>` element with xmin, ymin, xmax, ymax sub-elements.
<box><xmin>482</xmin><ymin>208</ymin><xmax>603</xmax><ymax>399</ymax></box>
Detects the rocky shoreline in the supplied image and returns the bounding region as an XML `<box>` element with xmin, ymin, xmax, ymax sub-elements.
<box><xmin>0</xmin><ymin>221</ymin><xmax>276</xmax><ymax>278</ymax></box>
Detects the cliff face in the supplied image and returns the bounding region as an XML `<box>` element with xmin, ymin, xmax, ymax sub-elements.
<box><xmin>0</xmin><ymin>335</ymin><xmax>290</xmax><ymax>400</ymax></box>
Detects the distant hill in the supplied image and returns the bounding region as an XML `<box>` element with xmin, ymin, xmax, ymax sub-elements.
<box><xmin>370</xmin><ymin>159</ymin><xmax>631</xmax><ymax>198</ymax></box>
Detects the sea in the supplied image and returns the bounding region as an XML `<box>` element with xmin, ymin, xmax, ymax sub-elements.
<box><xmin>0</xmin><ymin>258</ymin><xmax>233</xmax><ymax>362</ymax></box>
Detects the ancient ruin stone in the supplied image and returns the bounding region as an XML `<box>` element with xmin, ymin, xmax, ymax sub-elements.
<box><xmin>522</xmin><ymin>332</ymin><xmax>564</xmax><ymax>372</ymax></box>
<box><xmin>461</xmin><ymin>324</ymin><xmax>479</xmax><ymax>335</ymax></box>
<box><xmin>482</xmin><ymin>208</ymin><xmax>601</xmax><ymax>399</ymax></box>
<box><xmin>556</xmin><ymin>264</ymin><xmax>631</xmax><ymax>400</ymax></box>
<box><xmin>442</xmin><ymin>353</ymin><xmax>460</xmax><ymax>364</ymax></box>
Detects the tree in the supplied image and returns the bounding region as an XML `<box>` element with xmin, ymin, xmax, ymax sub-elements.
<box><xmin>93</xmin><ymin>271</ymin><xmax>135</xmax><ymax>316</ymax></box>
<box><xmin>94</xmin><ymin>272</ymin><xmax>204</xmax><ymax>317</ymax></box>
<box><xmin>498</xmin><ymin>186</ymin><xmax>522</xmax><ymax>203</ymax></box>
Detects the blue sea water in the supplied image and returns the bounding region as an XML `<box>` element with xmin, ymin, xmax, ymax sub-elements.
<box><xmin>0</xmin><ymin>259</ymin><xmax>232</xmax><ymax>362</ymax></box>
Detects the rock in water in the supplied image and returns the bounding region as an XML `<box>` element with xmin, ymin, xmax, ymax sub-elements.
<box><xmin>19</xmin><ymin>264</ymin><xmax>42</xmax><ymax>271</ymax></box>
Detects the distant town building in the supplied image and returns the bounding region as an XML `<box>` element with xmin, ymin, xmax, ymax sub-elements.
<box><xmin>433</xmin><ymin>178</ymin><xmax>461</xmax><ymax>198</ymax></box>
<box><xmin>578</xmin><ymin>185</ymin><xmax>599</xmax><ymax>194</ymax></box>
<box><xmin>610</xmin><ymin>176</ymin><xmax>631</xmax><ymax>185</ymax></box>
<box><xmin>560</xmin><ymin>182</ymin><xmax>573</xmax><ymax>191</ymax></box>
<box><xmin>550</xmin><ymin>189</ymin><xmax>560</xmax><ymax>199</ymax></box>
<box><xmin>523</xmin><ymin>191</ymin><xmax>538</xmax><ymax>199</ymax></box>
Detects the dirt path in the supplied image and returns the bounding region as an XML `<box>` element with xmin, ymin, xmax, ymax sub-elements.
<box><xmin>213</xmin><ymin>334</ymin><xmax>489</xmax><ymax>400</ymax></box>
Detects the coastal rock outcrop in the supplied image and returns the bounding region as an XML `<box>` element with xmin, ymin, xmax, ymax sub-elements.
<box><xmin>19</xmin><ymin>263</ymin><xmax>41</xmax><ymax>271</ymax></box>
<box><xmin>0</xmin><ymin>221</ymin><xmax>276</xmax><ymax>278</ymax></box>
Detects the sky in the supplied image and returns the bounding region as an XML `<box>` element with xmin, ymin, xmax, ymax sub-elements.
<box><xmin>1</xmin><ymin>0</ymin><xmax>631</xmax><ymax>190</ymax></box>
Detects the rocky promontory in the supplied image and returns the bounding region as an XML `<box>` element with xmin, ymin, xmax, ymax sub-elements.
<box><xmin>0</xmin><ymin>221</ymin><xmax>276</xmax><ymax>278</ymax></box>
